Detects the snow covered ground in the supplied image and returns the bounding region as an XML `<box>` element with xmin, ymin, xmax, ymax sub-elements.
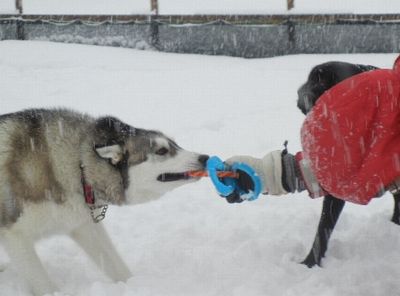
<box><xmin>0</xmin><ymin>40</ymin><xmax>399</xmax><ymax>296</ymax></box>
<box><xmin>1</xmin><ymin>0</ymin><xmax>400</xmax><ymax>14</ymax></box>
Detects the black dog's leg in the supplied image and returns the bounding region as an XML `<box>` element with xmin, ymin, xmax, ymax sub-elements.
<box><xmin>391</xmin><ymin>193</ymin><xmax>400</xmax><ymax>225</ymax></box>
<box><xmin>302</xmin><ymin>194</ymin><xmax>345</xmax><ymax>268</ymax></box>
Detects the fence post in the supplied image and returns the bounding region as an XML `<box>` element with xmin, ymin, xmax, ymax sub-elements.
<box><xmin>287</xmin><ymin>19</ymin><xmax>295</xmax><ymax>54</ymax></box>
<box><xmin>150</xmin><ymin>0</ymin><xmax>160</xmax><ymax>48</ymax></box>
<box><xmin>15</xmin><ymin>0</ymin><xmax>23</xmax><ymax>14</ymax></box>
<box><xmin>287</xmin><ymin>0</ymin><xmax>294</xmax><ymax>10</ymax></box>
<box><xmin>151</xmin><ymin>0</ymin><xmax>158</xmax><ymax>15</ymax></box>
<box><xmin>15</xmin><ymin>0</ymin><xmax>25</xmax><ymax>40</ymax></box>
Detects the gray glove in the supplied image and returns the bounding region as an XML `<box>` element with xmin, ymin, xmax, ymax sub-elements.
<box><xmin>226</xmin><ymin>150</ymin><xmax>288</xmax><ymax>196</ymax></box>
<box><xmin>225</xmin><ymin>148</ymin><xmax>313</xmax><ymax>203</ymax></box>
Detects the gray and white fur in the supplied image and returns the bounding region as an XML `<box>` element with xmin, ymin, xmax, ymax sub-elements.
<box><xmin>0</xmin><ymin>108</ymin><xmax>207</xmax><ymax>295</ymax></box>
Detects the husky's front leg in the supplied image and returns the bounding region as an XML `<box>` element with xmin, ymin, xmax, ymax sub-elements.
<box><xmin>70</xmin><ymin>223</ymin><xmax>132</xmax><ymax>282</ymax></box>
<box><xmin>3</xmin><ymin>232</ymin><xmax>57</xmax><ymax>295</ymax></box>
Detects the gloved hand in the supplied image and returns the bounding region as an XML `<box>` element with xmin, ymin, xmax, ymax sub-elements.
<box><xmin>224</xmin><ymin>151</ymin><xmax>288</xmax><ymax>203</ymax></box>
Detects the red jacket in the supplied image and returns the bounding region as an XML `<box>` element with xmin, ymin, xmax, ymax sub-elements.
<box><xmin>301</xmin><ymin>55</ymin><xmax>400</xmax><ymax>205</ymax></box>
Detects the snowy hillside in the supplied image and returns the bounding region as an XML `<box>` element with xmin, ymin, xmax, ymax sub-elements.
<box><xmin>1</xmin><ymin>0</ymin><xmax>400</xmax><ymax>14</ymax></box>
<box><xmin>0</xmin><ymin>40</ymin><xmax>399</xmax><ymax>296</ymax></box>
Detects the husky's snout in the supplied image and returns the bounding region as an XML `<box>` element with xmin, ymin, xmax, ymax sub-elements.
<box><xmin>157</xmin><ymin>154</ymin><xmax>209</xmax><ymax>182</ymax></box>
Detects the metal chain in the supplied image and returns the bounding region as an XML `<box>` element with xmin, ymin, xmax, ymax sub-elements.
<box><xmin>89</xmin><ymin>204</ymin><xmax>109</xmax><ymax>223</ymax></box>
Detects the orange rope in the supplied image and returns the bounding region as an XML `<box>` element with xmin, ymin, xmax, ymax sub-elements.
<box><xmin>186</xmin><ymin>170</ymin><xmax>239</xmax><ymax>178</ymax></box>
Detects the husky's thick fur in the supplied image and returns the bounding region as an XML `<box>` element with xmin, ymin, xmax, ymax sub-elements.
<box><xmin>0</xmin><ymin>108</ymin><xmax>207</xmax><ymax>295</ymax></box>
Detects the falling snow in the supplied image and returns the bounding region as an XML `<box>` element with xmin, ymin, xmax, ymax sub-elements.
<box><xmin>0</xmin><ymin>41</ymin><xmax>399</xmax><ymax>296</ymax></box>
<box><xmin>0</xmin><ymin>0</ymin><xmax>399</xmax><ymax>291</ymax></box>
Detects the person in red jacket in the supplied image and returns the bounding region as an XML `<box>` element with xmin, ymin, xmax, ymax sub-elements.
<box><xmin>224</xmin><ymin>55</ymin><xmax>400</xmax><ymax>204</ymax></box>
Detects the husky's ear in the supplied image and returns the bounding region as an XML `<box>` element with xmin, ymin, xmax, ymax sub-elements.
<box><xmin>95</xmin><ymin>144</ymin><xmax>123</xmax><ymax>165</ymax></box>
<box><xmin>95</xmin><ymin>116</ymin><xmax>135</xmax><ymax>140</ymax></box>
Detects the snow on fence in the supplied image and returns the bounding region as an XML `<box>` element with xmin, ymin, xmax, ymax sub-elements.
<box><xmin>0</xmin><ymin>14</ymin><xmax>399</xmax><ymax>58</ymax></box>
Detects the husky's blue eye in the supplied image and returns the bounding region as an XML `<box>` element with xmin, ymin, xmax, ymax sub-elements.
<box><xmin>155</xmin><ymin>147</ymin><xmax>169</xmax><ymax>156</ymax></box>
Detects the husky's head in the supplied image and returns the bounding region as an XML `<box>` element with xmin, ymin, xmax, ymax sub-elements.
<box><xmin>92</xmin><ymin>117</ymin><xmax>208</xmax><ymax>204</ymax></box>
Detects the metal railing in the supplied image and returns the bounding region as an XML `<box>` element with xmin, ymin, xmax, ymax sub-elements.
<box><xmin>1</xmin><ymin>14</ymin><xmax>399</xmax><ymax>58</ymax></box>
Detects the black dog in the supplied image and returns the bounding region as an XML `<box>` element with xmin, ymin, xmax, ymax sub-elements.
<box><xmin>297</xmin><ymin>61</ymin><xmax>400</xmax><ymax>267</ymax></box>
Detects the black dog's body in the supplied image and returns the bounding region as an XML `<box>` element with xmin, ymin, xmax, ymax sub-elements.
<box><xmin>297</xmin><ymin>61</ymin><xmax>400</xmax><ymax>267</ymax></box>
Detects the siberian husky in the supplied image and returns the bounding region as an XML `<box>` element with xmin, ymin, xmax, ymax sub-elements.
<box><xmin>0</xmin><ymin>108</ymin><xmax>208</xmax><ymax>295</ymax></box>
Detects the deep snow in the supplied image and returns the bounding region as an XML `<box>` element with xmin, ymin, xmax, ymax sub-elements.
<box><xmin>1</xmin><ymin>0</ymin><xmax>400</xmax><ymax>14</ymax></box>
<box><xmin>0</xmin><ymin>41</ymin><xmax>399</xmax><ymax>296</ymax></box>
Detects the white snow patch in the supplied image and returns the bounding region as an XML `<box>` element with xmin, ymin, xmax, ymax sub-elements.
<box><xmin>0</xmin><ymin>40</ymin><xmax>398</xmax><ymax>296</ymax></box>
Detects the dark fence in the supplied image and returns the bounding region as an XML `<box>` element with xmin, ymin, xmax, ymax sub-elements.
<box><xmin>0</xmin><ymin>14</ymin><xmax>399</xmax><ymax>58</ymax></box>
